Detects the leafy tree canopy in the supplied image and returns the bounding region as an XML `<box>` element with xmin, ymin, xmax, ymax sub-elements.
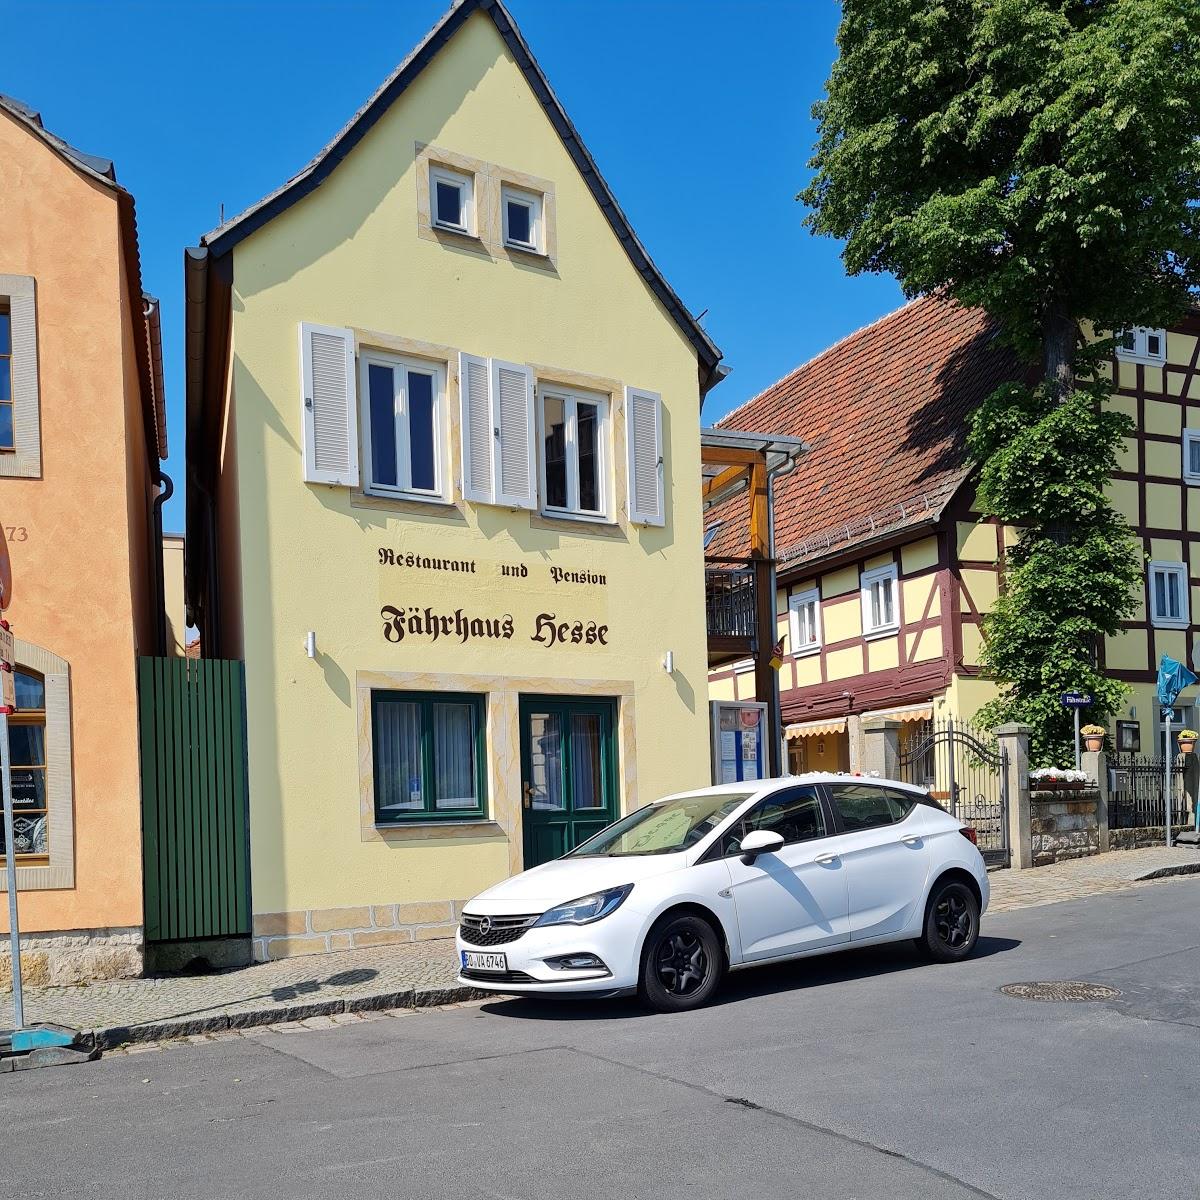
<box><xmin>802</xmin><ymin>0</ymin><xmax>1200</xmax><ymax>365</ymax></box>
<box><xmin>802</xmin><ymin>0</ymin><xmax>1200</xmax><ymax>764</ymax></box>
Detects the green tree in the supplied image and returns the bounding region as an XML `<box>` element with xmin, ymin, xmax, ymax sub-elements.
<box><xmin>801</xmin><ymin>0</ymin><xmax>1200</xmax><ymax>763</ymax></box>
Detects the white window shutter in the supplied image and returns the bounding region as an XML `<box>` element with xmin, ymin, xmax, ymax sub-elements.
<box><xmin>625</xmin><ymin>386</ymin><xmax>664</xmax><ymax>526</ymax></box>
<box><xmin>459</xmin><ymin>352</ymin><xmax>494</xmax><ymax>503</ymax></box>
<box><xmin>299</xmin><ymin>322</ymin><xmax>359</xmax><ymax>486</ymax></box>
<box><xmin>490</xmin><ymin>359</ymin><xmax>536</xmax><ymax>509</ymax></box>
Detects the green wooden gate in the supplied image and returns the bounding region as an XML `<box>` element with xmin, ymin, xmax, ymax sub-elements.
<box><xmin>138</xmin><ymin>657</ymin><xmax>250</xmax><ymax>943</ymax></box>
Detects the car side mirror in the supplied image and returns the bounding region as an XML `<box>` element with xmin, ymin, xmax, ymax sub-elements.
<box><xmin>739</xmin><ymin>829</ymin><xmax>784</xmax><ymax>865</ymax></box>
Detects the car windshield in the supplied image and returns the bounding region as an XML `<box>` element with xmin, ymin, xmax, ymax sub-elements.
<box><xmin>569</xmin><ymin>792</ymin><xmax>754</xmax><ymax>857</ymax></box>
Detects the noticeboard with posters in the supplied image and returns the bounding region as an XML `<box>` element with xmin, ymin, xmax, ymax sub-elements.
<box><xmin>710</xmin><ymin>701</ymin><xmax>767</xmax><ymax>784</ymax></box>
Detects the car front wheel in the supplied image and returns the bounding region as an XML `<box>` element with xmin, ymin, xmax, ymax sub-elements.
<box><xmin>638</xmin><ymin>912</ymin><xmax>723</xmax><ymax>1012</ymax></box>
<box><xmin>916</xmin><ymin>878</ymin><xmax>980</xmax><ymax>963</ymax></box>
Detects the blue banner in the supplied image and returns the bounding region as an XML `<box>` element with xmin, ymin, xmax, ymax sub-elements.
<box><xmin>1156</xmin><ymin>655</ymin><xmax>1198</xmax><ymax>708</ymax></box>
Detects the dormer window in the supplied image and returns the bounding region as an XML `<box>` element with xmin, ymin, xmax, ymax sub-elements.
<box><xmin>502</xmin><ymin>185</ymin><xmax>542</xmax><ymax>252</ymax></box>
<box><xmin>1116</xmin><ymin>326</ymin><xmax>1167</xmax><ymax>365</ymax></box>
<box><xmin>430</xmin><ymin>165</ymin><xmax>474</xmax><ymax>235</ymax></box>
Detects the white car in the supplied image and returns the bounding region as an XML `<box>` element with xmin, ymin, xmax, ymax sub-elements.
<box><xmin>456</xmin><ymin>775</ymin><xmax>989</xmax><ymax>1012</ymax></box>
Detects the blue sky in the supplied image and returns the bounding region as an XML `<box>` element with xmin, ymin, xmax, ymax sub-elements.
<box><xmin>3</xmin><ymin>0</ymin><xmax>903</xmax><ymax>533</ymax></box>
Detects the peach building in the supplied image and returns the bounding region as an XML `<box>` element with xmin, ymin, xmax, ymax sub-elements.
<box><xmin>0</xmin><ymin>94</ymin><xmax>168</xmax><ymax>985</ymax></box>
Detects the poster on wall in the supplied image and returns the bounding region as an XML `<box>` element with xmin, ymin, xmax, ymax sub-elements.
<box><xmin>711</xmin><ymin>701</ymin><xmax>766</xmax><ymax>784</ymax></box>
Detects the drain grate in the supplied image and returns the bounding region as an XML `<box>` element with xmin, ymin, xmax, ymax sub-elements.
<box><xmin>999</xmin><ymin>980</ymin><xmax>1121</xmax><ymax>1002</ymax></box>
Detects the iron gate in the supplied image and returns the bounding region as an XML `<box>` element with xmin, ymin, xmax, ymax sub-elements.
<box><xmin>1109</xmin><ymin>755</ymin><xmax>1186</xmax><ymax>829</ymax></box>
<box><xmin>898</xmin><ymin>718</ymin><xmax>1010</xmax><ymax>867</ymax></box>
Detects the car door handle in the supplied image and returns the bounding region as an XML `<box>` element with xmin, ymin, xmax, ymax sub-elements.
<box><xmin>901</xmin><ymin>835</ymin><xmax>923</xmax><ymax>846</ymax></box>
<box><xmin>814</xmin><ymin>851</ymin><xmax>840</xmax><ymax>865</ymax></box>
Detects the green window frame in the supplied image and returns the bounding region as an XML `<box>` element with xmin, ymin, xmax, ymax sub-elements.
<box><xmin>371</xmin><ymin>690</ymin><xmax>487</xmax><ymax>823</ymax></box>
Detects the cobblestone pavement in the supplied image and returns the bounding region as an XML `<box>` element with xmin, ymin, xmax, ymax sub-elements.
<box><xmin>3</xmin><ymin>846</ymin><xmax>1197</xmax><ymax>1052</ymax></box>
<box><xmin>987</xmin><ymin>844</ymin><xmax>1200</xmax><ymax>912</ymax></box>
<box><xmin>0</xmin><ymin>936</ymin><xmax>471</xmax><ymax>1047</ymax></box>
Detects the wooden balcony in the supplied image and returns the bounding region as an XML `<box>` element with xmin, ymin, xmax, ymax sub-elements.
<box><xmin>700</xmin><ymin>429</ymin><xmax>807</xmax><ymax>776</ymax></box>
<box><xmin>705</xmin><ymin>557</ymin><xmax>756</xmax><ymax>667</ymax></box>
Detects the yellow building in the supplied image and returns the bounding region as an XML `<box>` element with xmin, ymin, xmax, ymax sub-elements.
<box><xmin>184</xmin><ymin>0</ymin><xmax>727</xmax><ymax>959</ymax></box>
<box><xmin>709</xmin><ymin>296</ymin><xmax>1200</xmax><ymax>768</ymax></box>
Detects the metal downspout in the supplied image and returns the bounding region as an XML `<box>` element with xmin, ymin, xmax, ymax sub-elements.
<box><xmin>152</xmin><ymin>470</ymin><xmax>174</xmax><ymax>655</ymax></box>
<box><xmin>766</xmin><ymin>455</ymin><xmax>799</xmax><ymax>776</ymax></box>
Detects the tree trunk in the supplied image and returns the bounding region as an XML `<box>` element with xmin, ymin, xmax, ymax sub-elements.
<box><xmin>1042</xmin><ymin>308</ymin><xmax>1077</xmax><ymax>398</ymax></box>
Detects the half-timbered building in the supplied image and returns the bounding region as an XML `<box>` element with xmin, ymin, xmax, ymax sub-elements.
<box><xmin>708</xmin><ymin>296</ymin><xmax>1200</xmax><ymax>770</ymax></box>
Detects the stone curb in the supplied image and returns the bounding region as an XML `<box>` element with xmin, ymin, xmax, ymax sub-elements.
<box><xmin>89</xmin><ymin>983</ymin><xmax>486</xmax><ymax>1051</ymax></box>
<box><xmin>1134</xmin><ymin>860</ymin><xmax>1200</xmax><ymax>882</ymax></box>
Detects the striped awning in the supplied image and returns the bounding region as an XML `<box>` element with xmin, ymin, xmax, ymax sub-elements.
<box><xmin>860</xmin><ymin>704</ymin><xmax>933</xmax><ymax>724</ymax></box>
<box><xmin>784</xmin><ymin>719</ymin><xmax>847</xmax><ymax>740</ymax></box>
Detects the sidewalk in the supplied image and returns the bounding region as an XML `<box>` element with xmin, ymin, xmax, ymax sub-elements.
<box><xmin>3</xmin><ymin>846</ymin><xmax>1197</xmax><ymax>1051</ymax></box>
<box><xmin>1</xmin><ymin>937</ymin><xmax>473</xmax><ymax>1050</ymax></box>
<box><xmin>987</xmin><ymin>844</ymin><xmax>1200</xmax><ymax>912</ymax></box>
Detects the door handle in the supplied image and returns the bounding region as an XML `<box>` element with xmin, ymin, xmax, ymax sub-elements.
<box><xmin>814</xmin><ymin>851</ymin><xmax>840</xmax><ymax>865</ymax></box>
<box><xmin>901</xmin><ymin>835</ymin><xmax>923</xmax><ymax>846</ymax></box>
<box><xmin>522</xmin><ymin>782</ymin><xmax>534</xmax><ymax>809</ymax></box>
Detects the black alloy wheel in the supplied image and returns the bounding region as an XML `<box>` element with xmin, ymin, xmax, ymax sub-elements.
<box><xmin>916</xmin><ymin>878</ymin><xmax>980</xmax><ymax>963</ymax></box>
<box><xmin>639</xmin><ymin>913</ymin><xmax>723</xmax><ymax>1012</ymax></box>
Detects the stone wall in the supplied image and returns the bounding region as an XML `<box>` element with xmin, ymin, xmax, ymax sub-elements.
<box><xmin>251</xmin><ymin>900</ymin><xmax>467</xmax><ymax>962</ymax></box>
<box><xmin>1108</xmin><ymin>824</ymin><xmax>1192</xmax><ymax>851</ymax></box>
<box><xmin>1030</xmin><ymin>790</ymin><xmax>1101</xmax><ymax>866</ymax></box>
<box><xmin>0</xmin><ymin>926</ymin><xmax>143</xmax><ymax>990</ymax></box>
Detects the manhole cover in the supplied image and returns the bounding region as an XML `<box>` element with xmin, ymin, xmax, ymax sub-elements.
<box><xmin>999</xmin><ymin>981</ymin><xmax>1121</xmax><ymax>1002</ymax></box>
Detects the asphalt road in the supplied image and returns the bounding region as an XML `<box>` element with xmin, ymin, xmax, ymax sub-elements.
<box><xmin>4</xmin><ymin>878</ymin><xmax>1198</xmax><ymax>1200</ymax></box>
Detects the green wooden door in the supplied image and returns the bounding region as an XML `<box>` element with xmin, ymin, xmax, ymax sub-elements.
<box><xmin>138</xmin><ymin>657</ymin><xmax>251</xmax><ymax>942</ymax></box>
<box><xmin>519</xmin><ymin>696</ymin><xmax>618</xmax><ymax>868</ymax></box>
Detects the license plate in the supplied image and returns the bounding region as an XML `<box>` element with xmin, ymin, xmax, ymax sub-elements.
<box><xmin>462</xmin><ymin>950</ymin><xmax>507</xmax><ymax>972</ymax></box>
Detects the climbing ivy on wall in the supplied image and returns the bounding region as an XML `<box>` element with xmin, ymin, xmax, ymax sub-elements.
<box><xmin>800</xmin><ymin>0</ymin><xmax>1200</xmax><ymax>764</ymax></box>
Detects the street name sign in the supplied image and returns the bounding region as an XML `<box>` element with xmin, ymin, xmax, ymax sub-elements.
<box><xmin>1060</xmin><ymin>692</ymin><xmax>1092</xmax><ymax>708</ymax></box>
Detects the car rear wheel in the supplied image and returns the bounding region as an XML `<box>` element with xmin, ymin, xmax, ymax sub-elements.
<box><xmin>638</xmin><ymin>913</ymin><xmax>723</xmax><ymax>1012</ymax></box>
<box><xmin>915</xmin><ymin>878</ymin><xmax>980</xmax><ymax>963</ymax></box>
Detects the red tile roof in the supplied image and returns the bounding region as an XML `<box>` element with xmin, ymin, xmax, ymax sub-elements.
<box><xmin>709</xmin><ymin>296</ymin><xmax>1027</xmax><ymax>568</ymax></box>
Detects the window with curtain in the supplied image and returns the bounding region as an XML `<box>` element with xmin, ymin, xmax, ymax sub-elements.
<box><xmin>0</xmin><ymin>305</ymin><xmax>13</xmax><ymax>452</ymax></box>
<box><xmin>1</xmin><ymin>670</ymin><xmax>48</xmax><ymax>857</ymax></box>
<box><xmin>371</xmin><ymin>691</ymin><xmax>486</xmax><ymax>822</ymax></box>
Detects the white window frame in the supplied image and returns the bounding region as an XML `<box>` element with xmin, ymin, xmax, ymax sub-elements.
<box><xmin>501</xmin><ymin>184</ymin><xmax>543</xmax><ymax>252</ymax></box>
<box><xmin>1148</xmin><ymin>560</ymin><xmax>1190</xmax><ymax>630</ymax></box>
<box><xmin>788</xmin><ymin>588</ymin><xmax>822</xmax><ymax>657</ymax></box>
<box><xmin>536</xmin><ymin>383</ymin><xmax>610</xmax><ymax>522</ymax></box>
<box><xmin>860</xmin><ymin>563</ymin><xmax>899</xmax><ymax>638</ymax></box>
<box><xmin>1116</xmin><ymin>326</ymin><xmax>1167</xmax><ymax>365</ymax></box>
<box><xmin>1183</xmin><ymin>428</ymin><xmax>1200</xmax><ymax>486</ymax></box>
<box><xmin>430</xmin><ymin>165</ymin><xmax>475</xmax><ymax>235</ymax></box>
<box><xmin>359</xmin><ymin>349</ymin><xmax>448</xmax><ymax>503</ymax></box>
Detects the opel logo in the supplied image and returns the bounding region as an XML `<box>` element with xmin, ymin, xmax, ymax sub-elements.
<box><xmin>479</xmin><ymin>916</ymin><xmax>492</xmax><ymax>935</ymax></box>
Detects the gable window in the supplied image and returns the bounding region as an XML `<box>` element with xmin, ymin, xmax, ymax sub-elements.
<box><xmin>1</xmin><ymin>671</ymin><xmax>48</xmax><ymax>858</ymax></box>
<box><xmin>371</xmin><ymin>690</ymin><xmax>486</xmax><ymax>823</ymax></box>
<box><xmin>1116</xmin><ymin>327</ymin><xmax>1167</xmax><ymax>365</ymax></box>
<box><xmin>788</xmin><ymin>587</ymin><xmax>822</xmax><ymax>657</ymax></box>
<box><xmin>860</xmin><ymin>563</ymin><xmax>899</xmax><ymax>637</ymax></box>
<box><xmin>360</xmin><ymin>350</ymin><xmax>446</xmax><ymax>501</ymax></box>
<box><xmin>0</xmin><ymin>305</ymin><xmax>13</xmax><ymax>451</ymax></box>
<box><xmin>430</xmin><ymin>165</ymin><xmax>474</xmax><ymax>235</ymax></box>
<box><xmin>502</xmin><ymin>185</ymin><xmax>542</xmax><ymax>252</ymax></box>
<box><xmin>1184</xmin><ymin>429</ymin><xmax>1200</xmax><ymax>486</ymax></box>
<box><xmin>1149</xmin><ymin>560</ymin><xmax>1189</xmax><ymax>630</ymax></box>
<box><xmin>538</xmin><ymin>384</ymin><xmax>608</xmax><ymax>520</ymax></box>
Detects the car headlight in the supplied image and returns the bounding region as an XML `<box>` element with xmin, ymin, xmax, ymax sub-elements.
<box><xmin>533</xmin><ymin>884</ymin><xmax>633</xmax><ymax>927</ymax></box>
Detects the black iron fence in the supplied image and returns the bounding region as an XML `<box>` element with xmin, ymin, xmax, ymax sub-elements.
<box><xmin>1109</xmin><ymin>755</ymin><xmax>1187</xmax><ymax>829</ymax></box>
<box><xmin>705</xmin><ymin>562</ymin><xmax>756</xmax><ymax>640</ymax></box>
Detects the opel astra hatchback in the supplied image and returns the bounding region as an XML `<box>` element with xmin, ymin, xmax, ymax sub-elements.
<box><xmin>456</xmin><ymin>775</ymin><xmax>988</xmax><ymax>1012</ymax></box>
